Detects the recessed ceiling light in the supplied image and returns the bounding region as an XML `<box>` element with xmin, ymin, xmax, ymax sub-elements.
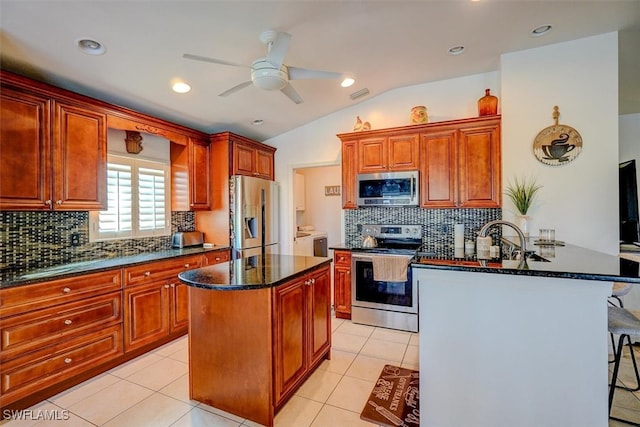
<box><xmin>76</xmin><ymin>38</ymin><xmax>106</xmax><ymax>55</ymax></box>
<box><xmin>341</xmin><ymin>77</ymin><xmax>355</xmax><ymax>88</ymax></box>
<box><xmin>448</xmin><ymin>45</ymin><xmax>465</xmax><ymax>55</ymax></box>
<box><xmin>172</xmin><ymin>82</ymin><xmax>191</xmax><ymax>93</ymax></box>
<box><xmin>531</xmin><ymin>25</ymin><xmax>552</xmax><ymax>37</ymax></box>
<box><xmin>252</xmin><ymin>119</ymin><xmax>264</xmax><ymax>126</ymax></box>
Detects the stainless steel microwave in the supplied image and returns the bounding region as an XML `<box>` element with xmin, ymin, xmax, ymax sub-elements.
<box><xmin>356</xmin><ymin>171</ymin><xmax>419</xmax><ymax>207</ymax></box>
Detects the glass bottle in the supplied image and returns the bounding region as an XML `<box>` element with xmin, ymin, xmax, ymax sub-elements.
<box><xmin>478</xmin><ymin>88</ymin><xmax>498</xmax><ymax>116</ymax></box>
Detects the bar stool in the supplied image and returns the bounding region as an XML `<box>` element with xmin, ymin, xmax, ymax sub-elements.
<box><xmin>608</xmin><ymin>306</ymin><xmax>640</xmax><ymax>426</ymax></box>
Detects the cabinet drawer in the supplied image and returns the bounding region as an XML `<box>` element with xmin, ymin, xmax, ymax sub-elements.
<box><xmin>334</xmin><ymin>251</ymin><xmax>351</xmax><ymax>267</ymax></box>
<box><xmin>124</xmin><ymin>255</ymin><xmax>203</xmax><ymax>286</ymax></box>
<box><xmin>0</xmin><ymin>270</ymin><xmax>121</xmax><ymax>318</ymax></box>
<box><xmin>0</xmin><ymin>324</ymin><xmax>122</xmax><ymax>400</ymax></box>
<box><xmin>202</xmin><ymin>250</ymin><xmax>230</xmax><ymax>265</ymax></box>
<box><xmin>1</xmin><ymin>291</ymin><xmax>122</xmax><ymax>361</ymax></box>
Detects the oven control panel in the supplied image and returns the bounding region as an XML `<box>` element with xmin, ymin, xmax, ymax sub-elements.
<box><xmin>360</xmin><ymin>224</ymin><xmax>422</xmax><ymax>239</ymax></box>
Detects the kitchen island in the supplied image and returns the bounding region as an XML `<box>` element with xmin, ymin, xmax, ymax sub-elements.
<box><xmin>413</xmin><ymin>239</ymin><xmax>640</xmax><ymax>427</ymax></box>
<box><xmin>178</xmin><ymin>254</ymin><xmax>332</xmax><ymax>427</ymax></box>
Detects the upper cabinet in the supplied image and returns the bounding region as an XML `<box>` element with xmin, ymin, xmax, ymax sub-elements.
<box><xmin>171</xmin><ymin>137</ymin><xmax>211</xmax><ymax>211</ymax></box>
<box><xmin>358</xmin><ymin>134</ymin><xmax>419</xmax><ymax>173</ymax></box>
<box><xmin>231</xmin><ymin>136</ymin><xmax>276</xmax><ymax>180</ymax></box>
<box><xmin>0</xmin><ymin>73</ymin><xmax>107</xmax><ymax>211</ymax></box>
<box><xmin>338</xmin><ymin>116</ymin><xmax>501</xmax><ymax>209</ymax></box>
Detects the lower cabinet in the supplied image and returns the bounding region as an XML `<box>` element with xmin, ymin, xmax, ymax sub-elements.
<box><xmin>333</xmin><ymin>250</ymin><xmax>352</xmax><ymax>319</ymax></box>
<box><xmin>189</xmin><ymin>262</ymin><xmax>332</xmax><ymax>427</ymax></box>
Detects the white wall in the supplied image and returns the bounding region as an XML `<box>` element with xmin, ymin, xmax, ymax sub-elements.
<box><xmin>267</xmin><ymin>72</ymin><xmax>500</xmax><ymax>254</ymax></box>
<box><xmin>501</xmin><ymin>32</ymin><xmax>619</xmax><ymax>254</ymax></box>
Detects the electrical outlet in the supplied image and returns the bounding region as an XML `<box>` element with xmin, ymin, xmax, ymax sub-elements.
<box><xmin>70</xmin><ymin>232</ymin><xmax>80</xmax><ymax>247</ymax></box>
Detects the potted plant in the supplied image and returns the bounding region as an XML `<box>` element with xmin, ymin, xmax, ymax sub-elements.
<box><xmin>504</xmin><ymin>176</ymin><xmax>542</xmax><ymax>237</ymax></box>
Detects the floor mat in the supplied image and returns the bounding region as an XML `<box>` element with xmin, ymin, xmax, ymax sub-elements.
<box><xmin>360</xmin><ymin>364</ymin><xmax>419</xmax><ymax>426</ymax></box>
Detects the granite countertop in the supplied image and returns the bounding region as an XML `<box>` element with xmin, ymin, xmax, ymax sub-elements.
<box><xmin>1</xmin><ymin>246</ymin><xmax>231</xmax><ymax>288</ymax></box>
<box><xmin>178</xmin><ymin>254</ymin><xmax>332</xmax><ymax>291</ymax></box>
<box><xmin>413</xmin><ymin>237</ymin><xmax>640</xmax><ymax>284</ymax></box>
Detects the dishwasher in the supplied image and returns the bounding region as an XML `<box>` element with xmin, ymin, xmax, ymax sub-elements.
<box><xmin>313</xmin><ymin>236</ymin><xmax>328</xmax><ymax>257</ymax></box>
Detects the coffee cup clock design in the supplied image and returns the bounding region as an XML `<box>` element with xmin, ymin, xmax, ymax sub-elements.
<box><xmin>533</xmin><ymin>106</ymin><xmax>582</xmax><ymax>166</ymax></box>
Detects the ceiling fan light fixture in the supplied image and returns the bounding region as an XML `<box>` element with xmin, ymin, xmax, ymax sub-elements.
<box><xmin>251</xmin><ymin>59</ymin><xmax>288</xmax><ymax>91</ymax></box>
<box><xmin>341</xmin><ymin>77</ymin><xmax>355</xmax><ymax>88</ymax></box>
<box><xmin>77</xmin><ymin>38</ymin><xmax>106</xmax><ymax>55</ymax></box>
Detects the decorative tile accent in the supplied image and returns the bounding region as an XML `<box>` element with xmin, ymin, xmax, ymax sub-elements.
<box><xmin>0</xmin><ymin>211</ymin><xmax>195</xmax><ymax>271</ymax></box>
<box><xmin>345</xmin><ymin>207</ymin><xmax>502</xmax><ymax>257</ymax></box>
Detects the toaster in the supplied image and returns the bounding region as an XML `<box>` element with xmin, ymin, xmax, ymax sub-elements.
<box><xmin>172</xmin><ymin>231</ymin><xmax>204</xmax><ymax>248</ymax></box>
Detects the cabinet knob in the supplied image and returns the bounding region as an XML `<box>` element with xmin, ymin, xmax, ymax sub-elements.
<box><xmin>144</xmin><ymin>271</ymin><xmax>151</xmax><ymax>277</ymax></box>
<box><xmin>184</xmin><ymin>264</ymin><xmax>190</xmax><ymax>268</ymax></box>
<box><xmin>62</xmin><ymin>287</ymin><xmax>71</xmax><ymax>293</ymax></box>
<box><xmin>164</xmin><ymin>284</ymin><xmax>170</xmax><ymax>288</ymax></box>
<box><xmin>44</xmin><ymin>199</ymin><xmax>52</xmax><ymax>206</ymax></box>
<box><xmin>64</xmin><ymin>319</ymin><xmax>72</xmax><ymax>325</ymax></box>
<box><xmin>215</xmin><ymin>257</ymin><xmax>221</xmax><ymax>261</ymax></box>
<box><xmin>56</xmin><ymin>200</ymin><xmax>62</xmax><ymax>205</ymax></box>
<box><xmin>64</xmin><ymin>358</ymin><xmax>72</xmax><ymax>364</ymax></box>
<box><xmin>170</xmin><ymin>283</ymin><xmax>175</xmax><ymax>288</ymax></box>
<box><xmin>311</xmin><ymin>278</ymin><xmax>316</xmax><ymax>284</ymax></box>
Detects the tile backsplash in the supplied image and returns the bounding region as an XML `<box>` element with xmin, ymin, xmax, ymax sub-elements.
<box><xmin>345</xmin><ymin>207</ymin><xmax>502</xmax><ymax>257</ymax></box>
<box><xmin>1</xmin><ymin>211</ymin><xmax>195</xmax><ymax>271</ymax></box>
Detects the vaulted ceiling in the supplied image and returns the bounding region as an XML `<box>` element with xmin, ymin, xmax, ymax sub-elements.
<box><xmin>1</xmin><ymin>1</ymin><xmax>638</xmax><ymax>141</ymax></box>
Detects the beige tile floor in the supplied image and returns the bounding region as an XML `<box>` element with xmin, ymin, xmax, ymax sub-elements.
<box><xmin>2</xmin><ymin>316</ymin><xmax>639</xmax><ymax>426</ymax></box>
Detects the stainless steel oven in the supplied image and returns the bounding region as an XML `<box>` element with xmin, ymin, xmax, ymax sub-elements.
<box><xmin>350</xmin><ymin>224</ymin><xmax>421</xmax><ymax>332</ymax></box>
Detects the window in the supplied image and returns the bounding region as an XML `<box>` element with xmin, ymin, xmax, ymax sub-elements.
<box><xmin>90</xmin><ymin>155</ymin><xmax>171</xmax><ymax>241</ymax></box>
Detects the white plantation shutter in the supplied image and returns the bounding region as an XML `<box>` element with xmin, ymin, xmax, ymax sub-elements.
<box><xmin>90</xmin><ymin>155</ymin><xmax>170</xmax><ymax>241</ymax></box>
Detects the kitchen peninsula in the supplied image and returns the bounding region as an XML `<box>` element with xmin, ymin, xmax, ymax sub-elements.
<box><xmin>177</xmin><ymin>254</ymin><xmax>332</xmax><ymax>427</ymax></box>
<box><xmin>413</xmin><ymin>240</ymin><xmax>640</xmax><ymax>427</ymax></box>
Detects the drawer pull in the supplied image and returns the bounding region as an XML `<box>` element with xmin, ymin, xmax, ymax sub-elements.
<box><xmin>62</xmin><ymin>287</ymin><xmax>71</xmax><ymax>293</ymax></box>
<box><xmin>144</xmin><ymin>271</ymin><xmax>151</xmax><ymax>277</ymax></box>
<box><xmin>184</xmin><ymin>264</ymin><xmax>190</xmax><ymax>268</ymax></box>
<box><xmin>64</xmin><ymin>358</ymin><xmax>72</xmax><ymax>364</ymax></box>
<box><xmin>64</xmin><ymin>319</ymin><xmax>72</xmax><ymax>325</ymax></box>
<box><xmin>215</xmin><ymin>257</ymin><xmax>221</xmax><ymax>261</ymax></box>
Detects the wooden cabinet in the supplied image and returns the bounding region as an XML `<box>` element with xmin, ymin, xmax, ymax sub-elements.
<box><xmin>123</xmin><ymin>255</ymin><xmax>203</xmax><ymax>351</ymax></box>
<box><xmin>202</xmin><ymin>249</ymin><xmax>231</xmax><ymax>265</ymax></box>
<box><xmin>0</xmin><ymin>270</ymin><xmax>122</xmax><ymax>408</ymax></box>
<box><xmin>189</xmin><ymin>262</ymin><xmax>331</xmax><ymax>427</ymax></box>
<box><xmin>420</xmin><ymin>117</ymin><xmax>501</xmax><ymax>208</ymax></box>
<box><xmin>229</xmin><ymin>135</ymin><xmax>276</xmax><ymax>180</ymax></box>
<box><xmin>338</xmin><ymin>116</ymin><xmax>501</xmax><ymax>209</ymax></box>
<box><xmin>273</xmin><ymin>265</ymin><xmax>331</xmax><ymax>407</ymax></box>
<box><xmin>358</xmin><ymin>134</ymin><xmax>419</xmax><ymax>173</ymax></box>
<box><xmin>341</xmin><ymin>141</ymin><xmax>358</xmax><ymax>209</ymax></box>
<box><xmin>333</xmin><ymin>250</ymin><xmax>352</xmax><ymax>319</ymax></box>
<box><xmin>171</xmin><ymin>137</ymin><xmax>211</xmax><ymax>211</ymax></box>
<box><xmin>0</xmin><ymin>73</ymin><xmax>107</xmax><ymax>211</ymax></box>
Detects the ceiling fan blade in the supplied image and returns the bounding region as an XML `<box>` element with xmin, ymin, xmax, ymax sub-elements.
<box><xmin>219</xmin><ymin>81</ymin><xmax>253</xmax><ymax>97</ymax></box>
<box><xmin>266</xmin><ymin>32</ymin><xmax>291</xmax><ymax>68</ymax></box>
<box><xmin>288</xmin><ymin>66</ymin><xmax>343</xmax><ymax>80</ymax></box>
<box><xmin>183</xmin><ymin>53</ymin><xmax>249</xmax><ymax>68</ymax></box>
<box><xmin>281</xmin><ymin>83</ymin><xmax>303</xmax><ymax>104</ymax></box>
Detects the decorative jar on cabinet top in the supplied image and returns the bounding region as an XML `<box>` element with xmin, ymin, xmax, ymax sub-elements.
<box><xmin>477</xmin><ymin>89</ymin><xmax>498</xmax><ymax>116</ymax></box>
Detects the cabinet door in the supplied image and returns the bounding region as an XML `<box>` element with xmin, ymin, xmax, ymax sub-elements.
<box><xmin>458</xmin><ymin>122</ymin><xmax>501</xmax><ymax>208</ymax></box>
<box><xmin>0</xmin><ymin>87</ymin><xmax>51</xmax><ymax>210</ymax></box>
<box><xmin>124</xmin><ymin>281</ymin><xmax>170</xmax><ymax>351</ymax></box>
<box><xmin>308</xmin><ymin>266</ymin><xmax>331</xmax><ymax>367</ymax></box>
<box><xmin>233</xmin><ymin>142</ymin><xmax>256</xmax><ymax>177</ymax></box>
<box><xmin>202</xmin><ymin>250</ymin><xmax>230</xmax><ymax>266</ymax></box>
<box><xmin>420</xmin><ymin>131</ymin><xmax>457</xmax><ymax>208</ymax></box>
<box><xmin>334</xmin><ymin>267</ymin><xmax>351</xmax><ymax>319</ymax></box>
<box><xmin>169</xmin><ymin>281</ymin><xmax>189</xmax><ymax>333</ymax></box>
<box><xmin>189</xmin><ymin>138</ymin><xmax>211</xmax><ymax>210</ymax></box>
<box><xmin>358</xmin><ymin>137</ymin><xmax>388</xmax><ymax>173</ymax></box>
<box><xmin>273</xmin><ymin>277</ymin><xmax>307</xmax><ymax>406</ymax></box>
<box><xmin>341</xmin><ymin>141</ymin><xmax>358</xmax><ymax>209</ymax></box>
<box><xmin>255</xmin><ymin>147</ymin><xmax>274</xmax><ymax>180</ymax></box>
<box><xmin>388</xmin><ymin>134</ymin><xmax>419</xmax><ymax>170</ymax></box>
<box><xmin>53</xmin><ymin>101</ymin><xmax>107</xmax><ymax>210</ymax></box>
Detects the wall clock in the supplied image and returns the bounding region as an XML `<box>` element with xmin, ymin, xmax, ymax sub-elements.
<box><xmin>532</xmin><ymin>106</ymin><xmax>582</xmax><ymax>166</ymax></box>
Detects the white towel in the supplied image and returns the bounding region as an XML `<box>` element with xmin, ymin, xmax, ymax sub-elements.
<box><xmin>372</xmin><ymin>256</ymin><xmax>408</xmax><ymax>282</ymax></box>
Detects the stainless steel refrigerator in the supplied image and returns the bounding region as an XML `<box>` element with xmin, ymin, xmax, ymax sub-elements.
<box><xmin>230</xmin><ymin>175</ymin><xmax>279</xmax><ymax>258</ymax></box>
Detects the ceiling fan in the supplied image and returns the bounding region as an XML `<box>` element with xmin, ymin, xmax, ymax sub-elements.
<box><xmin>183</xmin><ymin>30</ymin><xmax>347</xmax><ymax>104</ymax></box>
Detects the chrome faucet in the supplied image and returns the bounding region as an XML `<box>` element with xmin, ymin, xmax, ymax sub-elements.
<box><xmin>478</xmin><ymin>220</ymin><xmax>527</xmax><ymax>255</ymax></box>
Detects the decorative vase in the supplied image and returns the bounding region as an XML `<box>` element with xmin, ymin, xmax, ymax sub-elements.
<box><xmin>516</xmin><ymin>214</ymin><xmax>530</xmax><ymax>238</ymax></box>
<box><xmin>410</xmin><ymin>106</ymin><xmax>428</xmax><ymax>124</ymax></box>
<box><xmin>477</xmin><ymin>88</ymin><xmax>498</xmax><ymax>116</ymax></box>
